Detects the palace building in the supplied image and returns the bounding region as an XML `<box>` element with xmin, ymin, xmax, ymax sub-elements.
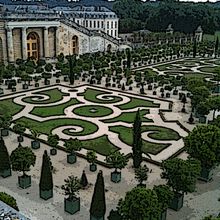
<box><xmin>0</xmin><ymin>4</ymin><xmax>121</xmax><ymax>63</ymax></box>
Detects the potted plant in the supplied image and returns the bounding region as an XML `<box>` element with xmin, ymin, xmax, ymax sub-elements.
<box><xmin>48</xmin><ymin>134</ymin><xmax>59</xmax><ymax>155</ymax></box>
<box><xmin>64</xmin><ymin>138</ymin><xmax>82</xmax><ymax>164</ymax></box>
<box><xmin>134</xmin><ymin>164</ymin><xmax>149</xmax><ymax>187</ymax></box>
<box><xmin>106</xmin><ymin>151</ymin><xmax>128</xmax><ymax>183</ymax></box>
<box><xmin>0</xmin><ymin>113</ymin><xmax>12</xmax><ymax>137</ymax></box>
<box><xmin>62</xmin><ymin>175</ymin><xmax>81</xmax><ymax>215</ymax></box>
<box><xmin>0</xmin><ymin>137</ymin><xmax>11</xmax><ymax>178</ymax></box>
<box><xmin>184</xmin><ymin>125</ymin><xmax>220</xmax><ymax>182</ymax></box>
<box><xmin>39</xmin><ymin>150</ymin><xmax>53</xmax><ymax>200</ymax></box>
<box><xmin>161</xmin><ymin>158</ymin><xmax>201</xmax><ymax>211</ymax></box>
<box><xmin>10</xmin><ymin>145</ymin><xmax>36</xmax><ymax>189</ymax></box>
<box><xmin>30</xmin><ymin>129</ymin><xmax>41</xmax><ymax>149</ymax></box>
<box><xmin>86</xmin><ymin>150</ymin><xmax>97</xmax><ymax>172</ymax></box>
<box><xmin>153</xmin><ymin>185</ymin><xmax>174</xmax><ymax>220</ymax></box>
<box><xmin>13</xmin><ymin>123</ymin><xmax>26</xmax><ymax>142</ymax></box>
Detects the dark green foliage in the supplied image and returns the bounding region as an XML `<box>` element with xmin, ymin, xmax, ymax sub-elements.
<box><xmin>80</xmin><ymin>170</ymin><xmax>88</xmax><ymax>188</ymax></box>
<box><xmin>193</xmin><ymin>38</ymin><xmax>197</xmax><ymax>58</ymax></box>
<box><xmin>69</xmin><ymin>55</ymin><xmax>75</xmax><ymax>85</ymax></box>
<box><xmin>47</xmin><ymin>134</ymin><xmax>59</xmax><ymax>148</ymax></box>
<box><xmin>0</xmin><ymin>113</ymin><xmax>12</xmax><ymax>129</ymax></box>
<box><xmin>39</xmin><ymin>150</ymin><xmax>53</xmax><ymax>191</ymax></box>
<box><xmin>0</xmin><ymin>137</ymin><xmax>11</xmax><ymax>172</ymax></box>
<box><xmin>90</xmin><ymin>170</ymin><xmax>106</xmax><ymax>218</ymax></box>
<box><xmin>118</xmin><ymin>187</ymin><xmax>161</xmax><ymax>220</ymax></box>
<box><xmin>10</xmin><ymin>146</ymin><xmax>36</xmax><ymax>176</ymax></box>
<box><xmin>134</xmin><ymin>164</ymin><xmax>149</xmax><ymax>185</ymax></box>
<box><xmin>122</xmin><ymin>83</ymin><xmax>125</xmax><ymax>91</ymax></box>
<box><xmin>126</xmin><ymin>49</ymin><xmax>131</xmax><ymax>69</ymax></box>
<box><xmin>153</xmin><ymin>185</ymin><xmax>174</xmax><ymax>211</ymax></box>
<box><xmin>64</xmin><ymin>138</ymin><xmax>82</xmax><ymax>154</ymax></box>
<box><xmin>0</xmin><ymin>192</ymin><xmax>19</xmax><ymax>211</ymax></box>
<box><xmin>184</xmin><ymin>125</ymin><xmax>220</xmax><ymax>169</ymax></box>
<box><xmin>215</xmin><ymin>37</ymin><xmax>219</xmax><ymax>56</ymax></box>
<box><xmin>161</xmin><ymin>158</ymin><xmax>201</xmax><ymax>194</ymax></box>
<box><xmin>108</xmin><ymin>210</ymin><xmax>122</xmax><ymax>220</ymax></box>
<box><xmin>13</xmin><ymin>123</ymin><xmax>26</xmax><ymax>135</ymax></box>
<box><xmin>86</xmin><ymin>150</ymin><xmax>97</xmax><ymax>165</ymax></box>
<box><xmin>132</xmin><ymin>109</ymin><xmax>143</xmax><ymax>168</ymax></box>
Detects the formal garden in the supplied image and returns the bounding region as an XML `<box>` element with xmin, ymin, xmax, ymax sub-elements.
<box><xmin>0</xmin><ymin>39</ymin><xmax>220</xmax><ymax>219</ymax></box>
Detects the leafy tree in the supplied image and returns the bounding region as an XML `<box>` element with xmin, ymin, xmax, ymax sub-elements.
<box><xmin>106</xmin><ymin>151</ymin><xmax>128</xmax><ymax>173</ymax></box>
<box><xmin>193</xmin><ymin>38</ymin><xmax>197</xmax><ymax>58</ymax></box>
<box><xmin>45</xmin><ymin>63</ymin><xmax>53</xmax><ymax>72</ymax></box>
<box><xmin>134</xmin><ymin>164</ymin><xmax>149</xmax><ymax>186</ymax></box>
<box><xmin>153</xmin><ymin>185</ymin><xmax>174</xmax><ymax>211</ymax></box>
<box><xmin>0</xmin><ymin>137</ymin><xmax>11</xmax><ymax>175</ymax></box>
<box><xmin>132</xmin><ymin>109</ymin><xmax>143</xmax><ymax>168</ymax></box>
<box><xmin>118</xmin><ymin>187</ymin><xmax>161</xmax><ymax>220</ymax></box>
<box><xmin>90</xmin><ymin>170</ymin><xmax>106</xmax><ymax>219</ymax></box>
<box><xmin>0</xmin><ymin>192</ymin><xmax>19</xmax><ymax>211</ymax></box>
<box><xmin>13</xmin><ymin>123</ymin><xmax>26</xmax><ymax>136</ymax></box>
<box><xmin>0</xmin><ymin>113</ymin><xmax>12</xmax><ymax>130</ymax></box>
<box><xmin>161</xmin><ymin>158</ymin><xmax>201</xmax><ymax>195</ymax></box>
<box><xmin>196</xmin><ymin>101</ymin><xmax>210</xmax><ymax>116</ymax></box>
<box><xmin>62</xmin><ymin>175</ymin><xmax>81</xmax><ymax>200</ymax></box>
<box><xmin>47</xmin><ymin>134</ymin><xmax>59</xmax><ymax>148</ymax></box>
<box><xmin>184</xmin><ymin>125</ymin><xmax>220</xmax><ymax>169</ymax></box>
<box><xmin>10</xmin><ymin>146</ymin><xmax>36</xmax><ymax>177</ymax></box>
<box><xmin>39</xmin><ymin>150</ymin><xmax>53</xmax><ymax>191</ymax></box>
<box><xmin>64</xmin><ymin>138</ymin><xmax>82</xmax><ymax>155</ymax></box>
<box><xmin>80</xmin><ymin>170</ymin><xmax>88</xmax><ymax>188</ymax></box>
<box><xmin>86</xmin><ymin>150</ymin><xmax>97</xmax><ymax>165</ymax></box>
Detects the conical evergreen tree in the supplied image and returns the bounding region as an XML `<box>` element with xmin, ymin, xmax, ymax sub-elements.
<box><xmin>0</xmin><ymin>137</ymin><xmax>11</xmax><ymax>177</ymax></box>
<box><xmin>39</xmin><ymin>150</ymin><xmax>53</xmax><ymax>193</ymax></box>
<box><xmin>80</xmin><ymin>170</ymin><xmax>88</xmax><ymax>188</ymax></box>
<box><xmin>90</xmin><ymin>170</ymin><xmax>106</xmax><ymax>220</ymax></box>
<box><xmin>193</xmin><ymin>38</ymin><xmax>197</xmax><ymax>58</ymax></box>
<box><xmin>215</xmin><ymin>37</ymin><xmax>219</xmax><ymax>57</ymax></box>
<box><xmin>69</xmin><ymin>55</ymin><xmax>75</xmax><ymax>85</ymax></box>
<box><xmin>132</xmin><ymin>109</ymin><xmax>143</xmax><ymax>168</ymax></box>
<box><xmin>126</xmin><ymin>49</ymin><xmax>131</xmax><ymax>69</ymax></box>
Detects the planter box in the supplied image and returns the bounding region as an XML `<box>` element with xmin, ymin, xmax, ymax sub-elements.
<box><xmin>90</xmin><ymin>164</ymin><xmax>97</xmax><ymax>172</ymax></box>
<box><xmin>35</xmin><ymin>83</ymin><xmax>39</xmax><ymax>87</ymax></box>
<box><xmin>45</xmin><ymin>80</ymin><xmax>50</xmax><ymax>85</ymax></box>
<box><xmin>22</xmin><ymin>84</ymin><xmax>28</xmax><ymax>90</ymax></box>
<box><xmin>64</xmin><ymin>197</ymin><xmax>80</xmax><ymax>215</ymax></box>
<box><xmin>111</xmin><ymin>171</ymin><xmax>121</xmax><ymax>183</ymax></box>
<box><xmin>31</xmin><ymin>140</ymin><xmax>40</xmax><ymax>149</ymax></box>
<box><xmin>17</xmin><ymin>135</ymin><xmax>24</xmax><ymax>143</ymax></box>
<box><xmin>169</xmin><ymin>192</ymin><xmax>184</xmax><ymax>211</ymax></box>
<box><xmin>173</xmin><ymin>90</ymin><xmax>178</xmax><ymax>95</ymax></box>
<box><xmin>199</xmin><ymin>167</ymin><xmax>213</xmax><ymax>182</ymax></box>
<box><xmin>148</xmin><ymin>85</ymin><xmax>152</xmax><ymax>90</ymax></box>
<box><xmin>159</xmin><ymin>209</ymin><xmax>167</xmax><ymax>220</ymax></box>
<box><xmin>50</xmin><ymin>148</ymin><xmax>57</xmax><ymax>156</ymax></box>
<box><xmin>12</xmin><ymin>87</ymin><xmax>16</xmax><ymax>92</ymax></box>
<box><xmin>153</xmin><ymin>91</ymin><xmax>157</xmax><ymax>95</ymax></box>
<box><xmin>166</xmin><ymin>93</ymin><xmax>170</xmax><ymax>98</ymax></box>
<box><xmin>1</xmin><ymin>129</ymin><xmax>9</xmax><ymax>137</ymax></box>
<box><xmin>137</xmin><ymin>183</ymin><xmax>146</xmax><ymax>188</ymax></box>
<box><xmin>90</xmin><ymin>215</ymin><xmax>104</xmax><ymax>220</ymax></box>
<box><xmin>0</xmin><ymin>168</ymin><xmax>11</xmax><ymax>178</ymax></box>
<box><xmin>64</xmin><ymin>76</ymin><xmax>69</xmax><ymax>82</ymax></box>
<box><xmin>18</xmin><ymin>175</ymin><xmax>31</xmax><ymax>189</ymax></box>
<box><xmin>40</xmin><ymin>188</ymin><xmax>53</xmax><ymax>200</ymax></box>
<box><xmin>67</xmin><ymin>154</ymin><xmax>76</xmax><ymax>164</ymax></box>
<box><xmin>56</xmin><ymin>79</ymin><xmax>60</xmax><ymax>83</ymax></box>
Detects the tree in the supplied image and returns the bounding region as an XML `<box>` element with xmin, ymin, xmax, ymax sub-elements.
<box><xmin>80</xmin><ymin>170</ymin><xmax>88</xmax><ymax>188</ymax></box>
<box><xmin>0</xmin><ymin>137</ymin><xmax>11</xmax><ymax>177</ymax></box>
<box><xmin>215</xmin><ymin>37</ymin><xmax>219</xmax><ymax>58</ymax></box>
<box><xmin>126</xmin><ymin>49</ymin><xmax>131</xmax><ymax>69</ymax></box>
<box><xmin>193</xmin><ymin>38</ymin><xmax>197</xmax><ymax>58</ymax></box>
<box><xmin>161</xmin><ymin>158</ymin><xmax>201</xmax><ymax>195</ymax></box>
<box><xmin>39</xmin><ymin>150</ymin><xmax>53</xmax><ymax>192</ymax></box>
<box><xmin>47</xmin><ymin>134</ymin><xmax>59</xmax><ymax>148</ymax></box>
<box><xmin>208</xmin><ymin>96</ymin><xmax>220</xmax><ymax>120</ymax></box>
<box><xmin>0</xmin><ymin>113</ymin><xmax>12</xmax><ymax>130</ymax></box>
<box><xmin>69</xmin><ymin>55</ymin><xmax>75</xmax><ymax>85</ymax></box>
<box><xmin>62</xmin><ymin>175</ymin><xmax>81</xmax><ymax>200</ymax></box>
<box><xmin>45</xmin><ymin>63</ymin><xmax>53</xmax><ymax>72</ymax></box>
<box><xmin>196</xmin><ymin>101</ymin><xmax>210</xmax><ymax>116</ymax></box>
<box><xmin>184</xmin><ymin>125</ymin><xmax>220</xmax><ymax>169</ymax></box>
<box><xmin>118</xmin><ymin>187</ymin><xmax>161</xmax><ymax>220</ymax></box>
<box><xmin>153</xmin><ymin>185</ymin><xmax>174</xmax><ymax>211</ymax></box>
<box><xmin>132</xmin><ymin>109</ymin><xmax>143</xmax><ymax>168</ymax></box>
<box><xmin>134</xmin><ymin>164</ymin><xmax>149</xmax><ymax>186</ymax></box>
<box><xmin>106</xmin><ymin>151</ymin><xmax>128</xmax><ymax>173</ymax></box>
<box><xmin>86</xmin><ymin>150</ymin><xmax>97</xmax><ymax>166</ymax></box>
<box><xmin>64</xmin><ymin>138</ymin><xmax>82</xmax><ymax>155</ymax></box>
<box><xmin>13</xmin><ymin>123</ymin><xmax>26</xmax><ymax>137</ymax></box>
<box><xmin>90</xmin><ymin>170</ymin><xmax>106</xmax><ymax>219</ymax></box>
<box><xmin>10</xmin><ymin>146</ymin><xmax>36</xmax><ymax>177</ymax></box>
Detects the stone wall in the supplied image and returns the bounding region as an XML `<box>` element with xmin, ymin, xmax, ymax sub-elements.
<box><xmin>0</xmin><ymin>20</ymin><xmax>7</xmax><ymax>62</ymax></box>
<box><xmin>13</xmin><ymin>28</ymin><xmax>22</xmax><ymax>60</ymax></box>
<box><xmin>48</xmin><ymin>27</ymin><xmax>56</xmax><ymax>58</ymax></box>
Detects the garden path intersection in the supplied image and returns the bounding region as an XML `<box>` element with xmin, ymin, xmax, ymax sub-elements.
<box><xmin>0</xmin><ymin>84</ymin><xmax>188</xmax><ymax>163</ymax></box>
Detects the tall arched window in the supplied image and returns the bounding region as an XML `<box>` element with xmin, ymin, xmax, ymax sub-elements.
<box><xmin>27</xmin><ymin>32</ymin><xmax>40</xmax><ymax>60</ymax></box>
<box><xmin>72</xmin><ymin>35</ymin><xmax>79</xmax><ymax>55</ymax></box>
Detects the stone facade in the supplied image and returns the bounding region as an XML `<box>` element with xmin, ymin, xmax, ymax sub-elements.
<box><xmin>0</xmin><ymin>4</ymin><xmax>120</xmax><ymax>63</ymax></box>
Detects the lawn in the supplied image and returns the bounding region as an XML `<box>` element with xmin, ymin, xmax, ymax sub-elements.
<box><xmin>203</xmin><ymin>31</ymin><xmax>220</xmax><ymax>42</ymax></box>
<box><xmin>73</xmin><ymin>105</ymin><xmax>113</xmax><ymax>117</ymax></box>
<box><xmin>80</xmin><ymin>135</ymin><xmax>119</xmax><ymax>156</ymax></box>
<box><xmin>154</xmin><ymin>64</ymin><xmax>182</xmax><ymax>71</ymax></box>
<box><xmin>117</xmin><ymin>97</ymin><xmax>160</xmax><ymax>110</ymax></box>
<box><xmin>109</xmin><ymin>125</ymin><xmax>178</xmax><ymax>155</ymax></box>
<box><xmin>0</xmin><ymin>98</ymin><xmax>24</xmax><ymax>116</ymax></box>
<box><xmin>198</xmin><ymin>66</ymin><xmax>217</xmax><ymax>73</ymax></box>
<box><xmin>78</xmin><ymin>88</ymin><xmax>123</xmax><ymax>104</ymax></box>
<box><xmin>14</xmin><ymin>117</ymin><xmax>98</xmax><ymax>136</ymax></box>
<box><xmin>23</xmin><ymin>88</ymin><xmax>69</xmax><ymax>104</ymax></box>
<box><xmin>103</xmin><ymin>109</ymin><xmax>153</xmax><ymax>123</ymax></box>
<box><xmin>31</xmin><ymin>98</ymin><xmax>81</xmax><ymax>117</ymax></box>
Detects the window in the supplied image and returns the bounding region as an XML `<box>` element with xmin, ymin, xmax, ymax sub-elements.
<box><xmin>111</xmin><ymin>30</ymin><xmax>113</xmax><ymax>36</ymax></box>
<box><xmin>32</xmin><ymin>43</ymin><xmax>37</xmax><ymax>50</ymax></box>
<box><xmin>72</xmin><ymin>35</ymin><xmax>79</xmax><ymax>54</ymax></box>
<box><xmin>115</xmin><ymin>21</ymin><xmax>117</xmax><ymax>29</ymax></box>
<box><xmin>90</xmin><ymin>20</ymin><xmax>92</xmax><ymax>28</ymax></box>
<box><xmin>115</xmin><ymin>30</ymin><xmax>117</xmax><ymax>37</ymax></box>
<box><xmin>97</xmin><ymin>21</ymin><xmax>100</xmax><ymax>28</ymax></box>
<box><xmin>111</xmin><ymin>21</ymin><xmax>113</xmax><ymax>29</ymax></box>
<box><xmin>101</xmin><ymin>21</ymin><xmax>104</xmax><ymax>28</ymax></box>
<box><xmin>94</xmin><ymin>20</ymin><xmax>96</xmax><ymax>28</ymax></box>
<box><xmin>107</xmin><ymin>21</ymin><xmax>109</xmax><ymax>29</ymax></box>
<box><xmin>86</xmin><ymin>20</ymin><xmax>88</xmax><ymax>27</ymax></box>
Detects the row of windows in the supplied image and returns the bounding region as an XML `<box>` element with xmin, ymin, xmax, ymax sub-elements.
<box><xmin>107</xmin><ymin>29</ymin><xmax>117</xmax><ymax>37</ymax></box>
<box><xmin>75</xmin><ymin>19</ymin><xmax>117</xmax><ymax>30</ymax></box>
